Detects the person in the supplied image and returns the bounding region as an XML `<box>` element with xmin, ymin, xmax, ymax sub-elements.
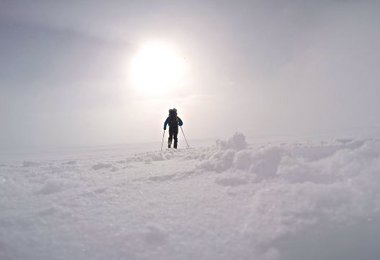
<box><xmin>163</xmin><ymin>108</ymin><xmax>183</xmax><ymax>149</ymax></box>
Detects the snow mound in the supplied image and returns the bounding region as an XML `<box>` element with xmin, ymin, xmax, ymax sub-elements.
<box><xmin>197</xmin><ymin>133</ymin><xmax>287</xmax><ymax>175</ymax></box>
<box><xmin>216</xmin><ymin>132</ymin><xmax>247</xmax><ymax>150</ymax></box>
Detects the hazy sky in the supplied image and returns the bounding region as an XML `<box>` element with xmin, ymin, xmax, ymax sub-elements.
<box><xmin>1</xmin><ymin>0</ymin><xmax>380</xmax><ymax>148</ymax></box>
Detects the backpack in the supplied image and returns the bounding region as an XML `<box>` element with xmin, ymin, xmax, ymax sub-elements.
<box><xmin>168</xmin><ymin>109</ymin><xmax>179</xmax><ymax>128</ymax></box>
<box><xmin>168</xmin><ymin>115</ymin><xmax>178</xmax><ymax>127</ymax></box>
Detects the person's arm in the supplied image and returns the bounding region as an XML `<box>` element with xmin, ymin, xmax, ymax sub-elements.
<box><xmin>163</xmin><ymin>117</ymin><xmax>169</xmax><ymax>130</ymax></box>
<box><xmin>178</xmin><ymin>117</ymin><xmax>183</xmax><ymax>126</ymax></box>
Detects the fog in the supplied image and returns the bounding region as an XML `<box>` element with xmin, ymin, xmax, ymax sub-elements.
<box><xmin>1</xmin><ymin>0</ymin><xmax>380</xmax><ymax>148</ymax></box>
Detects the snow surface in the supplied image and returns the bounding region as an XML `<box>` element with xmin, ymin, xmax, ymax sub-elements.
<box><xmin>1</xmin><ymin>133</ymin><xmax>380</xmax><ymax>260</ymax></box>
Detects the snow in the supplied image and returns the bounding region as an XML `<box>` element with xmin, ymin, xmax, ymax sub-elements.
<box><xmin>1</xmin><ymin>134</ymin><xmax>380</xmax><ymax>260</ymax></box>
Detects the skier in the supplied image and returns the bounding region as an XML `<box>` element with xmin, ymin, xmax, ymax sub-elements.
<box><xmin>163</xmin><ymin>108</ymin><xmax>183</xmax><ymax>149</ymax></box>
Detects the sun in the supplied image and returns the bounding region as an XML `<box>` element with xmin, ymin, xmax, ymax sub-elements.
<box><xmin>130</xmin><ymin>41</ymin><xmax>187</xmax><ymax>96</ymax></box>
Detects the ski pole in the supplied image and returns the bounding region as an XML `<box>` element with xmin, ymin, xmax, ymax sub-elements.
<box><xmin>161</xmin><ymin>130</ymin><xmax>165</xmax><ymax>151</ymax></box>
<box><xmin>180</xmin><ymin>126</ymin><xmax>190</xmax><ymax>148</ymax></box>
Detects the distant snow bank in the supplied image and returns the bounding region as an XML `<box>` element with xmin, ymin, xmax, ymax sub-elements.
<box><xmin>1</xmin><ymin>133</ymin><xmax>380</xmax><ymax>260</ymax></box>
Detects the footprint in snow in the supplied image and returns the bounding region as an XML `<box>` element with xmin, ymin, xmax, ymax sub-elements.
<box><xmin>215</xmin><ymin>176</ymin><xmax>249</xmax><ymax>187</ymax></box>
<box><xmin>92</xmin><ymin>163</ymin><xmax>112</xmax><ymax>170</ymax></box>
<box><xmin>142</xmin><ymin>224</ymin><xmax>167</xmax><ymax>247</ymax></box>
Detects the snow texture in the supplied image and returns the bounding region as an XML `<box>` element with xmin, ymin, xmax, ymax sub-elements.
<box><xmin>1</xmin><ymin>134</ymin><xmax>380</xmax><ymax>260</ymax></box>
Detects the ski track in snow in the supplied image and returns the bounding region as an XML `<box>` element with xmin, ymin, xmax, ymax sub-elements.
<box><xmin>1</xmin><ymin>133</ymin><xmax>380</xmax><ymax>260</ymax></box>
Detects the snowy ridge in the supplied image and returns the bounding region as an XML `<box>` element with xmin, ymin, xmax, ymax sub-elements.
<box><xmin>1</xmin><ymin>133</ymin><xmax>380</xmax><ymax>259</ymax></box>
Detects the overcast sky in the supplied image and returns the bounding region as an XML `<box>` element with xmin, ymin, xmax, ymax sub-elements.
<box><xmin>1</xmin><ymin>0</ymin><xmax>380</xmax><ymax>148</ymax></box>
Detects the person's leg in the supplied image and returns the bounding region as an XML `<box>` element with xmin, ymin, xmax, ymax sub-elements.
<box><xmin>173</xmin><ymin>128</ymin><xmax>178</xmax><ymax>149</ymax></box>
<box><xmin>168</xmin><ymin>129</ymin><xmax>173</xmax><ymax>148</ymax></box>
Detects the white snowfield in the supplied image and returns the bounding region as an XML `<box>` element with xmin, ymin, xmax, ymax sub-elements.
<box><xmin>1</xmin><ymin>133</ymin><xmax>380</xmax><ymax>260</ymax></box>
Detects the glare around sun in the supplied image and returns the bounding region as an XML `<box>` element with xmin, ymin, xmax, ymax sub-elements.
<box><xmin>130</xmin><ymin>42</ymin><xmax>187</xmax><ymax>96</ymax></box>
